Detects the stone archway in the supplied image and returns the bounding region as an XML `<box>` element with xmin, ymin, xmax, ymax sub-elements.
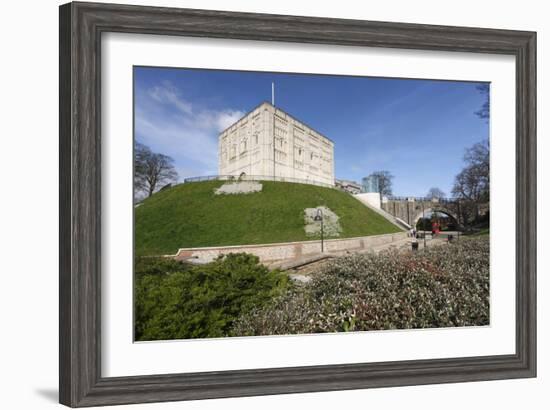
<box><xmin>381</xmin><ymin>197</ymin><xmax>466</xmax><ymax>228</ymax></box>
<box><xmin>412</xmin><ymin>207</ymin><xmax>459</xmax><ymax>228</ymax></box>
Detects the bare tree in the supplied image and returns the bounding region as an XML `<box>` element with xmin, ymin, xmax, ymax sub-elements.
<box><xmin>370</xmin><ymin>170</ymin><xmax>394</xmax><ymax>196</ymax></box>
<box><xmin>135</xmin><ymin>142</ymin><xmax>178</xmax><ymax>199</ymax></box>
<box><xmin>452</xmin><ymin>139</ymin><xmax>489</xmax><ymax>202</ymax></box>
<box><xmin>464</xmin><ymin>139</ymin><xmax>490</xmax><ymax>192</ymax></box>
<box><xmin>452</xmin><ymin>167</ymin><xmax>484</xmax><ymax>201</ymax></box>
<box><xmin>134</xmin><ymin>142</ymin><xmax>150</xmax><ymax>197</ymax></box>
<box><xmin>452</xmin><ymin>139</ymin><xmax>490</xmax><ymax>225</ymax></box>
<box><xmin>426</xmin><ymin>187</ymin><xmax>446</xmax><ymax>199</ymax></box>
<box><xmin>475</xmin><ymin>83</ymin><xmax>490</xmax><ymax>120</ymax></box>
<box><xmin>452</xmin><ymin>139</ymin><xmax>490</xmax><ymax>200</ymax></box>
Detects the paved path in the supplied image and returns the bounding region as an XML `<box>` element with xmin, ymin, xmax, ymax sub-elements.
<box><xmin>285</xmin><ymin>232</ymin><xmax>456</xmax><ymax>283</ymax></box>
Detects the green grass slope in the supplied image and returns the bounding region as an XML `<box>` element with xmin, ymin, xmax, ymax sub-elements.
<box><xmin>135</xmin><ymin>180</ymin><xmax>402</xmax><ymax>256</ymax></box>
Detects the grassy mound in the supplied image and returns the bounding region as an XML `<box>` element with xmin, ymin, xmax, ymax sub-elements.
<box><xmin>135</xmin><ymin>180</ymin><xmax>401</xmax><ymax>256</ymax></box>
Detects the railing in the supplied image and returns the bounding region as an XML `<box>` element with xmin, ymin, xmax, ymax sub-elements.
<box><xmin>179</xmin><ymin>178</ymin><xmax>457</xmax><ymax>201</ymax></box>
<box><xmin>182</xmin><ymin>174</ymin><xmax>336</xmax><ymax>189</ymax></box>
<box><xmin>386</xmin><ymin>196</ymin><xmax>456</xmax><ymax>203</ymax></box>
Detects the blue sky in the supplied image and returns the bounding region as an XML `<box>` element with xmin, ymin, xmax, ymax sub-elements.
<box><xmin>134</xmin><ymin>66</ymin><xmax>489</xmax><ymax>197</ymax></box>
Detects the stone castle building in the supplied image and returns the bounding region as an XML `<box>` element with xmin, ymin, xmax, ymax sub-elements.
<box><xmin>218</xmin><ymin>102</ymin><xmax>335</xmax><ymax>186</ymax></box>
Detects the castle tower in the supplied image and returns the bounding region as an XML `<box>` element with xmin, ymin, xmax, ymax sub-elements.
<box><xmin>218</xmin><ymin>102</ymin><xmax>335</xmax><ymax>186</ymax></box>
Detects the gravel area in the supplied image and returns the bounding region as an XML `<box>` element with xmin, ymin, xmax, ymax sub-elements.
<box><xmin>304</xmin><ymin>206</ymin><xmax>342</xmax><ymax>237</ymax></box>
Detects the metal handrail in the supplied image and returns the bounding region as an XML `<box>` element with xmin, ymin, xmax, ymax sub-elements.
<box><xmin>386</xmin><ymin>196</ymin><xmax>456</xmax><ymax>203</ymax></box>
<box><xmin>182</xmin><ymin>174</ymin><xmax>336</xmax><ymax>189</ymax></box>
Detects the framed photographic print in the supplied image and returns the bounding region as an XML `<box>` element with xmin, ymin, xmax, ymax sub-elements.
<box><xmin>59</xmin><ymin>1</ymin><xmax>536</xmax><ymax>407</ymax></box>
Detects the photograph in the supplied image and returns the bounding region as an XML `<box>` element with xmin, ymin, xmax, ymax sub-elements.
<box><xmin>133</xmin><ymin>67</ymin><xmax>491</xmax><ymax>342</ymax></box>
<box><xmin>48</xmin><ymin>0</ymin><xmax>539</xmax><ymax>407</ymax></box>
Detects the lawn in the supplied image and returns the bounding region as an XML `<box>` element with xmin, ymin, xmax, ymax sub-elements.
<box><xmin>135</xmin><ymin>180</ymin><xmax>402</xmax><ymax>255</ymax></box>
<box><xmin>472</xmin><ymin>227</ymin><xmax>490</xmax><ymax>236</ymax></box>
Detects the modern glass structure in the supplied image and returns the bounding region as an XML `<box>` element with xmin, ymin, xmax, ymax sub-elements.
<box><xmin>362</xmin><ymin>174</ymin><xmax>380</xmax><ymax>193</ymax></box>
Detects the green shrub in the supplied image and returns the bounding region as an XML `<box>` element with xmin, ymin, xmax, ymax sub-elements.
<box><xmin>232</xmin><ymin>237</ymin><xmax>490</xmax><ymax>336</ymax></box>
<box><xmin>135</xmin><ymin>253</ymin><xmax>289</xmax><ymax>341</ymax></box>
<box><xmin>135</xmin><ymin>256</ymin><xmax>192</xmax><ymax>276</ymax></box>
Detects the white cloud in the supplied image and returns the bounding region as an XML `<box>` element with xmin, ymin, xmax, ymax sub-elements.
<box><xmin>135</xmin><ymin>82</ymin><xmax>245</xmax><ymax>180</ymax></box>
<box><xmin>215</xmin><ymin>110</ymin><xmax>244</xmax><ymax>131</ymax></box>
<box><xmin>190</xmin><ymin>109</ymin><xmax>245</xmax><ymax>132</ymax></box>
<box><xmin>136</xmin><ymin>115</ymin><xmax>218</xmax><ymax>168</ymax></box>
<box><xmin>148</xmin><ymin>81</ymin><xmax>193</xmax><ymax>115</ymax></box>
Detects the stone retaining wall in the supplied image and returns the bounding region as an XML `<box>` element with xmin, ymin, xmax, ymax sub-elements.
<box><xmin>173</xmin><ymin>232</ymin><xmax>407</xmax><ymax>265</ymax></box>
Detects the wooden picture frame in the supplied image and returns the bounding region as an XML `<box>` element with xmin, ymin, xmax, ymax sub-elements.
<box><xmin>59</xmin><ymin>1</ymin><xmax>536</xmax><ymax>407</ymax></box>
